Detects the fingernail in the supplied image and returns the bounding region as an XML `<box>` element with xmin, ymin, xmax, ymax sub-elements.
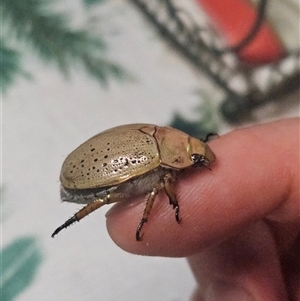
<box><xmin>205</xmin><ymin>280</ymin><xmax>253</xmax><ymax>301</ymax></box>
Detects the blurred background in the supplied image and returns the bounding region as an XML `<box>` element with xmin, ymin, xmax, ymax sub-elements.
<box><xmin>2</xmin><ymin>0</ymin><xmax>299</xmax><ymax>300</ymax></box>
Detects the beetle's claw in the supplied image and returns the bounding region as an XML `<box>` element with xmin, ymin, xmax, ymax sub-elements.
<box><xmin>136</xmin><ymin>226</ymin><xmax>145</xmax><ymax>241</ymax></box>
<box><xmin>136</xmin><ymin>230</ymin><xmax>144</xmax><ymax>241</ymax></box>
<box><xmin>174</xmin><ymin>206</ymin><xmax>181</xmax><ymax>224</ymax></box>
<box><xmin>136</xmin><ymin>218</ymin><xmax>147</xmax><ymax>241</ymax></box>
<box><xmin>171</xmin><ymin>203</ymin><xmax>181</xmax><ymax>223</ymax></box>
<box><xmin>51</xmin><ymin>216</ymin><xmax>77</xmax><ymax>238</ymax></box>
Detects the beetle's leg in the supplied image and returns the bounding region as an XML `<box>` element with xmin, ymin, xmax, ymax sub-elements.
<box><xmin>51</xmin><ymin>194</ymin><xmax>116</xmax><ymax>238</ymax></box>
<box><xmin>163</xmin><ymin>173</ymin><xmax>181</xmax><ymax>224</ymax></box>
<box><xmin>136</xmin><ymin>187</ymin><xmax>159</xmax><ymax>241</ymax></box>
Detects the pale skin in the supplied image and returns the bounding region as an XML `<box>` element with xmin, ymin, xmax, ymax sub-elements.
<box><xmin>106</xmin><ymin>117</ymin><xmax>300</xmax><ymax>301</ymax></box>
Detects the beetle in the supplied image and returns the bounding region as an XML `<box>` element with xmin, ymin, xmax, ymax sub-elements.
<box><xmin>51</xmin><ymin>124</ymin><xmax>216</xmax><ymax>240</ymax></box>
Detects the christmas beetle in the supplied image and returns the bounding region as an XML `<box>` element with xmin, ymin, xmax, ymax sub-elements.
<box><xmin>52</xmin><ymin>124</ymin><xmax>216</xmax><ymax>240</ymax></box>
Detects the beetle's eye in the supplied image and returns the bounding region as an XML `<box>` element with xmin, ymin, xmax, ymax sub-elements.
<box><xmin>191</xmin><ymin>154</ymin><xmax>205</xmax><ymax>165</ymax></box>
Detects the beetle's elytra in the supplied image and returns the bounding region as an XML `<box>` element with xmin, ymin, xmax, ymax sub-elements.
<box><xmin>52</xmin><ymin>124</ymin><xmax>216</xmax><ymax>240</ymax></box>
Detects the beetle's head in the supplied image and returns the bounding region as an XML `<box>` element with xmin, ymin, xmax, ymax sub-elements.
<box><xmin>189</xmin><ymin>137</ymin><xmax>216</xmax><ymax>168</ymax></box>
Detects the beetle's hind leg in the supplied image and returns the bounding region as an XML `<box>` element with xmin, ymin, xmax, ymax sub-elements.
<box><xmin>51</xmin><ymin>194</ymin><xmax>116</xmax><ymax>238</ymax></box>
<box><xmin>163</xmin><ymin>173</ymin><xmax>181</xmax><ymax>223</ymax></box>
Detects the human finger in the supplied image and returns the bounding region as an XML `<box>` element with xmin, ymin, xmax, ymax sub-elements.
<box><xmin>188</xmin><ymin>221</ymin><xmax>289</xmax><ymax>301</ymax></box>
<box><xmin>106</xmin><ymin>118</ymin><xmax>300</xmax><ymax>257</ymax></box>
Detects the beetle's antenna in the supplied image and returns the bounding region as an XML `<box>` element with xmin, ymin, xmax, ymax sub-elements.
<box><xmin>202</xmin><ymin>133</ymin><xmax>219</xmax><ymax>143</ymax></box>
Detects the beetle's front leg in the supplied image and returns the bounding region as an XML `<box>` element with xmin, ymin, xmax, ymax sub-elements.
<box><xmin>136</xmin><ymin>187</ymin><xmax>159</xmax><ymax>241</ymax></box>
<box><xmin>163</xmin><ymin>173</ymin><xmax>181</xmax><ymax>224</ymax></box>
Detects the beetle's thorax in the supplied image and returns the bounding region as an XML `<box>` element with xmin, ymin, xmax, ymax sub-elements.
<box><xmin>141</xmin><ymin>125</ymin><xmax>195</xmax><ymax>169</ymax></box>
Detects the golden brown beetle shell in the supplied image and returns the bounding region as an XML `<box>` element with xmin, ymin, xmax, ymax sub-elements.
<box><xmin>60</xmin><ymin>124</ymin><xmax>215</xmax><ymax>190</ymax></box>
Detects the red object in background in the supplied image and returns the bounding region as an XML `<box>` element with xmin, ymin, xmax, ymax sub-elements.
<box><xmin>196</xmin><ymin>0</ymin><xmax>285</xmax><ymax>64</ymax></box>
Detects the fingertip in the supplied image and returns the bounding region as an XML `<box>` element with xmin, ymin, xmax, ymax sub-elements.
<box><xmin>106</xmin><ymin>118</ymin><xmax>299</xmax><ymax>257</ymax></box>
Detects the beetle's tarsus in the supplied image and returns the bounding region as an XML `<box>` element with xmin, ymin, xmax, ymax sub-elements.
<box><xmin>163</xmin><ymin>173</ymin><xmax>181</xmax><ymax>224</ymax></box>
<box><xmin>136</xmin><ymin>187</ymin><xmax>159</xmax><ymax>241</ymax></box>
<box><xmin>174</xmin><ymin>205</ymin><xmax>181</xmax><ymax>223</ymax></box>
<box><xmin>52</xmin><ymin>198</ymin><xmax>114</xmax><ymax>238</ymax></box>
<box><xmin>136</xmin><ymin>218</ymin><xmax>147</xmax><ymax>241</ymax></box>
<box><xmin>51</xmin><ymin>215</ymin><xmax>77</xmax><ymax>238</ymax></box>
